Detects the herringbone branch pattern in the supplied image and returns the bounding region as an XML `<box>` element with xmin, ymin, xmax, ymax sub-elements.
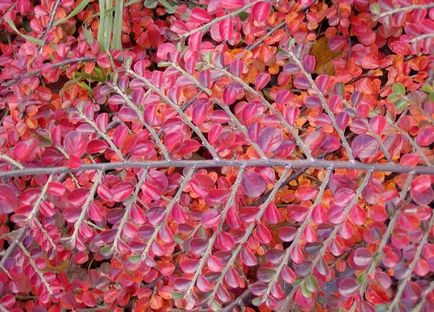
<box><xmin>0</xmin><ymin>0</ymin><xmax>433</xmax><ymax>311</ymax></box>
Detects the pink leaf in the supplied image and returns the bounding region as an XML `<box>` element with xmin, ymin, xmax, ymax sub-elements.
<box><xmin>191</xmin><ymin>7</ymin><xmax>212</xmax><ymax>23</ymax></box>
<box><xmin>219</xmin><ymin>18</ymin><xmax>233</xmax><ymax>41</ymax></box>
<box><xmin>351</xmin><ymin>134</ymin><xmax>379</xmax><ymax>159</ymax></box>
<box><xmin>353</xmin><ymin>247</ymin><xmax>372</xmax><ymax>267</ymax></box>
<box><xmin>252</xmin><ymin>1</ymin><xmax>270</xmax><ymax>23</ymax></box>
<box><xmin>220</xmin><ymin>0</ymin><xmax>244</xmax><ymax>9</ymax></box>
<box><xmin>0</xmin><ymin>184</ymin><xmax>18</xmax><ymax>214</ymax></box>
<box><xmin>338</xmin><ymin>277</ymin><xmax>360</xmax><ymax>297</ymax></box>
<box><xmin>242</xmin><ymin>172</ymin><xmax>266</xmax><ymax>197</ymax></box>
<box><xmin>258</xmin><ymin>127</ymin><xmax>283</xmax><ymax>153</ymax></box>
<box><xmin>201</xmin><ymin>209</ymin><xmax>221</xmax><ymax>228</ymax></box>
<box><xmin>64</xmin><ymin>131</ymin><xmax>88</xmax><ymax>157</ymax></box>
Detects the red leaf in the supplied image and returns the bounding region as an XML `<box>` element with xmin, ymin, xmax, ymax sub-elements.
<box><xmin>0</xmin><ymin>184</ymin><xmax>18</xmax><ymax>214</ymax></box>
<box><xmin>111</xmin><ymin>182</ymin><xmax>134</xmax><ymax>202</ymax></box>
<box><xmin>351</xmin><ymin>134</ymin><xmax>379</xmax><ymax>159</ymax></box>
<box><xmin>416</xmin><ymin>126</ymin><xmax>434</xmax><ymax>146</ymax></box>
<box><xmin>64</xmin><ymin>131</ymin><xmax>88</xmax><ymax>157</ymax></box>
<box><xmin>220</xmin><ymin>0</ymin><xmax>244</xmax><ymax>9</ymax></box>
<box><xmin>255</xmin><ymin>223</ymin><xmax>272</xmax><ymax>245</ymax></box>
<box><xmin>263</xmin><ymin>202</ymin><xmax>280</xmax><ymax>224</ymax></box>
<box><xmin>258</xmin><ymin>127</ymin><xmax>283</xmax><ymax>153</ymax></box>
<box><xmin>197</xmin><ymin>275</ymin><xmax>213</xmax><ymax>292</ymax></box>
<box><xmin>302</xmin><ymin>55</ymin><xmax>316</xmax><ymax>73</ymax></box>
<box><xmin>223</xmin><ymin>82</ymin><xmax>242</xmax><ymax>105</ymax></box>
<box><xmin>410</xmin><ymin>175</ymin><xmax>434</xmax><ymax>205</ymax></box>
<box><xmin>281</xmin><ymin>265</ymin><xmax>297</xmax><ymax>284</ymax></box>
<box><xmin>191</xmin><ymin>7</ymin><xmax>212</xmax><ymax>23</ymax></box>
<box><xmin>82</xmin><ymin>291</ymin><xmax>97</xmax><ymax>307</ymax></box>
<box><xmin>252</xmin><ymin>1</ymin><xmax>271</xmax><ymax>23</ymax></box>
<box><xmin>13</xmin><ymin>138</ymin><xmax>39</xmax><ymax>162</ymax></box>
<box><xmin>242</xmin><ymin>172</ymin><xmax>266</xmax><ymax>197</ymax></box>
<box><xmin>179</xmin><ymin>258</ymin><xmax>199</xmax><ymax>274</ymax></box>
<box><xmin>201</xmin><ymin>209</ymin><xmax>221</xmax><ymax>228</ymax></box>
<box><xmin>219</xmin><ymin>18</ymin><xmax>233</xmax><ymax>41</ymax></box>
<box><xmin>241</xmin><ymin>248</ymin><xmax>258</xmax><ymax>266</ymax></box>
<box><xmin>338</xmin><ymin>277</ymin><xmax>360</xmax><ymax>297</ymax></box>
<box><xmin>295</xmin><ymin>185</ymin><xmax>318</xmax><ymax>201</ymax></box>
<box><xmin>353</xmin><ymin>247</ymin><xmax>372</xmax><ymax>267</ymax></box>
<box><xmin>255</xmin><ymin>73</ymin><xmax>270</xmax><ymax>91</ymax></box>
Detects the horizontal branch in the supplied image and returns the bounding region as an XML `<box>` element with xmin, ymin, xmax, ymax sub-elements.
<box><xmin>1</xmin><ymin>57</ymin><xmax>96</xmax><ymax>87</ymax></box>
<box><xmin>0</xmin><ymin>159</ymin><xmax>432</xmax><ymax>178</ymax></box>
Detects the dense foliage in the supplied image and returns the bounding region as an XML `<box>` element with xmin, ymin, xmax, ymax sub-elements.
<box><xmin>0</xmin><ymin>0</ymin><xmax>433</xmax><ymax>311</ymax></box>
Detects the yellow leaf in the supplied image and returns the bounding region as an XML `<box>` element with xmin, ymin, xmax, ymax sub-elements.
<box><xmin>311</xmin><ymin>36</ymin><xmax>342</xmax><ymax>75</ymax></box>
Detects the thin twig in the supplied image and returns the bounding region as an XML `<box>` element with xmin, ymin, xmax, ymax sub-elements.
<box><xmin>262</xmin><ymin>168</ymin><xmax>333</xmax><ymax>300</ymax></box>
<box><xmin>284</xmin><ymin>170</ymin><xmax>373</xmax><ymax>309</ymax></box>
<box><xmin>110</xmin><ymin>84</ymin><xmax>171</xmax><ymax>160</ymax></box>
<box><xmin>207</xmin><ymin>64</ymin><xmax>313</xmax><ymax>160</ymax></box>
<box><xmin>414</xmin><ymin>280</ymin><xmax>434</xmax><ymax>312</ymax></box>
<box><xmin>185</xmin><ymin>166</ymin><xmax>246</xmax><ymax>298</ymax></box>
<box><xmin>140</xmin><ymin>168</ymin><xmax>195</xmax><ymax>261</ymax></box>
<box><xmin>125</xmin><ymin>68</ymin><xmax>220</xmax><ymax>159</ymax></box>
<box><xmin>0</xmin><ymin>153</ymin><xmax>24</xmax><ymax>169</ymax></box>
<box><xmin>169</xmin><ymin>62</ymin><xmax>267</xmax><ymax>159</ymax></box>
<box><xmin>38</xmin><ymin>0</ymin><xmax>62</xmax><ymax>52</ymax></box>
<box><xmin>1</xmin><ymin>159</ymin><xmax>433</xmax><ymax>178</ymax></box>
<box><xmin>177</xmin><ymin>0</ymin><xmax>263</xmax><ymax>40</ymax></box>
<box><xmin>389</xmin><ymin>211</ymin><xmax>434</xmax><ymax>311</ymax></box>
<box><xmin>77</xmin><ymin>109</ymin><xmax>126</xmax><ymax>161</ymax></box>
<box><xmin>283</xmin><ymin>48</ymin><xmax>355</xmax><ymax>161</ymax></box>
<box><xmin>350</xmin><ymin>173</ymin><xmax>414</xmax><ymax>312</ymax></box>
<box><xmin>375</xmin><ymin>3</ymin><xmax>434</xmax><ymax>19</ymax></box>
<box><xmin>18</xmin><ymin>242</ymin><xmax>53</xmax><ymax>295</ymax></box>
<box><xmin>0</xmin><ymin>175</ymin><xmax>54</xmax><ymax>277</ymax></box>
<box><xmin>69</xmin><ymin>170</ymin><xmax>103</xmax><ymax>247</ymax></box>
<box><xmin>410</xmin><ymin>32</ymin><xmax>434</xmax><ymax>43</ymax></box>
<box><xmin>207</xmin><ymin>167</ymin><xmax>291</xmax><ymax>308</ymax></box>
<box><xmin>33</xmin><ymin>218</ymin><xmax>57</xmax><ymax>252</ymax></box>
<box><xmin>1</xmin><ymin>57</ymin><xmax>96</xmax><ymax>87</ymax></box>
<box><xmin>221</xmin><ymin>288</ymin><xmax>252</xmax><ymax>312</ymax></box>
<box><xmin>111</xmin><ymin>169</ymin><xmax>148</xmax><ymax>253</ymax></box>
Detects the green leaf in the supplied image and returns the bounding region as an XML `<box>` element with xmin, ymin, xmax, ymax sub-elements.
<box><xmin>171</xmin><ymin>292</ymin><xmax>184</xmax><ymax>299</ymax></box>
<box><xmin>300</xmin><ymin>283</ymin><xmax>312</xmax><ymax>298</ymax></box>
<box><xmin>251</xmin><ymin>297</ymin><xmax>265</xmax><ymax>306</ymax></box>
<box><xmin>173</xmin><ymin>235</ymin><xmax>184</xmax><ymax>244</ymax></box>
<box><xmin>100</xmin><ymin>245</ymin><xmax>113</xmax><ymax>257</ymax></box>
<box><xmin>209</xmin><ymin>299</ymin><xmax>221</xmax><ymax>311</ymax></box>
<box><xmin>82</xmin><ymin>25</ymin><xmax>94</xmax><ymax>44</ymax></box>
<box><xmin>92</xmin><ymin>67</ymin><xmax>107</xmax><ymax>82</ymax></box>
<box><xmin>370</xmin><ymin>3</ymin><xmax>381</xmax><ymax>15</ymax></box>
<box><xmin>239</xmin><ymin>12</ymin><xmax>249</xmax><ymax>21</ymax></box>
<box><xmin>394</xmin><ymin>98</ymin><xmax>408</xmax><ymax>111</ymax></box>
<box><xmin>5</xmin><ymin>18</ymin><xmax>43</xmax><ymax>45</ymax></box>
<box><xmin>55</xmin><ymin>0</ymin><xmax>91</xmax><ymax>26</ymax></box>
<box><xmin>392</xmin><ymin>83</ymin><xmax>405</xmax><ymax>96</ymax></box>
<box><xmin>128</xmin><ymin>255</ymin><xmax>141</xmax><ymax>263</ymax></box>
<box><xmin>422</xmin><ymin>83</ymin><xmax>433</xmax><ymax>93</ymax></box>
<box><xmin>158</xmin><ymin>0</ymin><xmax>177</xmax><ymax>14</ymax></box>
<box><xmin>144</xmin><ymin>0</ymin><xmax>158</xmax><ymax>8</ymax></box>
<box><xmin>387</xmin><ymin>94</ymin><xmax>399</xmax><ymax>103</ymax></box>
<box><xmin>305</xmin><ymin>275</ymin><xmax>318</xmax><ymax>292</ymax></box>
<box><xmin>357</xmin><ymin>272</ymin><xmax>367</xmax><ymax>284</ymax></box>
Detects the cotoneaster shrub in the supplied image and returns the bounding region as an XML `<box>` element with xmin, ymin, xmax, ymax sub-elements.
<box><xmin>0</xmin><ymin>0</ymin><xmax>433</xmax><ymax>311</ymax></box>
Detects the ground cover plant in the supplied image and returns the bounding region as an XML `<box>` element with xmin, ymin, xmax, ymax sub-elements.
<box><xmin>0</xmin><ymin>0</ymin><xmax>433</xmax><ymax>311</ymax></box>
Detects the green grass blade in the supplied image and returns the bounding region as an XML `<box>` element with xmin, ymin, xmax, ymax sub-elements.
<box><xmin>54</xmin><ymin>0</ymin><xmax>90</xmax><ymax>26</ymax></box>
<box><xmin>97</xmin><ymin>0</ymin><xmax>106</xmax><ymax>50</ymax></box>
<box><xmin>5</xmin><ymin>18</ymin><xmax>44</xmax><ymax>45</ymax></box>
<box><xmin>112</xmin><ymin>0</ymin><xmax>123</xmax><ymax>49</ymax></box>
